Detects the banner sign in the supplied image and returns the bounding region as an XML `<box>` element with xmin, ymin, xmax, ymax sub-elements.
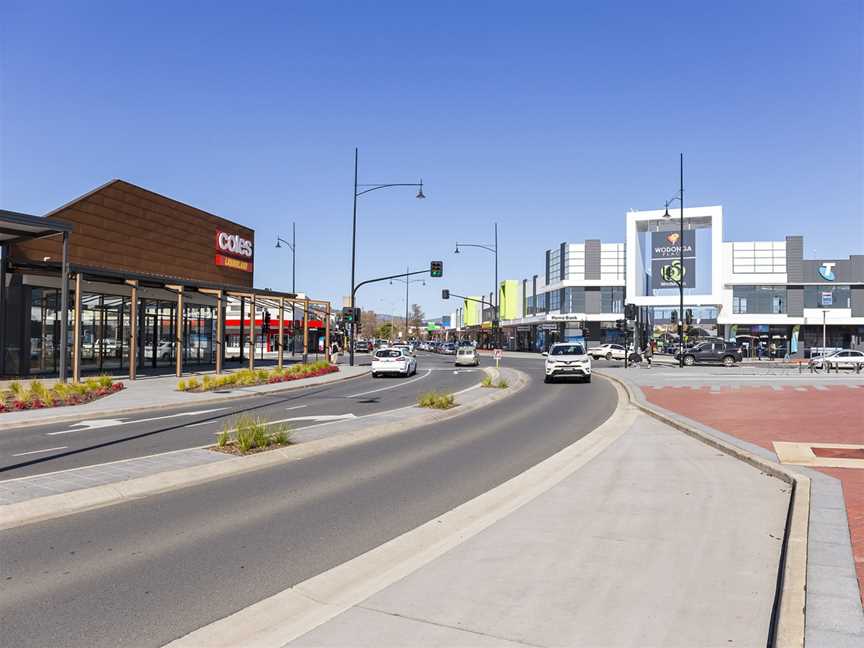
<box><xmin>651</xmin><ymin>230</ymin><xmax>696</xmax><ymax>289</ymax></box>
<box><xmin>215</xmin><ymin>254</ymin><xmax>253</xmax><ymax>272</ymax></box>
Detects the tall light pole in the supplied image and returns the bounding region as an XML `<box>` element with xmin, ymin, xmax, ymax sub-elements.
<box><xmin>275</xmin><ymin>222</ymin><xmax>297</xmax><ymax>356</ymax></box>
<box><xmin>662</xmin><ymin>154</ymin><xmax>685</xmax><ymax>368</ymax></box>
<box><xmin>350</xmin><ymin>148</ymin><xmax>425</xmax><ymax>366</ymax></box>
<box><xmin>455</xmin><ymin>222</ymin><xmax>498</xmax><ymax>348</ymax></box>
<box><xmin>390</xmin><ymin>266</ymin><xmax>425</xmax><ymax>341</ymax></box>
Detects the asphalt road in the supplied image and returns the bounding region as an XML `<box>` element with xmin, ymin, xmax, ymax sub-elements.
<box><xmin>0</xmin><ymin>355</ymin><xmax>617</xmax><ymax>648</ymax></box>
<box><xmin>0</xmin><ymin>353</ymin><xmax>481</xmax><ymax>479</ymax></box>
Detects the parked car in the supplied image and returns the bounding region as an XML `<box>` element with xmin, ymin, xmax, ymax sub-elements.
<box><xmin>588</xmin><ymin>343</ymin><xmax>627</xmax><ymax>361</ymax></box>
<box><xmin>454</xmin><ymin>346</ymin><xmax>479</xmax><ymax>366</ymax></box>
<box><xmin>809</xmin><ymin>349</ymin><xmax>864</xmax><ymax>371</ymax></box>
<box><xmin>354</xmin><ymin>340</ymin><xmax>371</xmax><ymax>353</ymax></box>
<box><xmin>542</xmin><ymin>342</ymin><xmax>592</xmax><ymax>383</ymax></box>
<box><xmin>371</xmin><ymin>348</ymin><xmax>417</xmax><ymax>378</ymax></box>
<box><xmin>675</xmin><ymin>341</ymin><xmax>742</xmax><ymax>367</ymax></box>
<box><xmin>441</xmin><ymin>343</ymin><xmax>457</xmax><ymax>355</ymax></box>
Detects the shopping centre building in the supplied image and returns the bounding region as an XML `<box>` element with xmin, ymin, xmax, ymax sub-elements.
<box><xmin>447</xmin><ymin>206</ymin><xmax>864</xmax><ymax>354</ymax></box>
<box><xmin>0</xmin><ymin>180</ymin><xmax>330</xmax><ymax>380</ymax></box>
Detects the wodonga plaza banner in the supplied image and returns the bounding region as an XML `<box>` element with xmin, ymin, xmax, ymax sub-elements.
<box><xmin>651</xmin><ymin>229</ymin><xmax>696</xmax><ymax>290</ymax></box>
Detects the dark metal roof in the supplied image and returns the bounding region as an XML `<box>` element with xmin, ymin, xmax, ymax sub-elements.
<box><xmin>0</xmin><ymin>209</ymin><xmax>73</xmax><ymax>244</ymax></box>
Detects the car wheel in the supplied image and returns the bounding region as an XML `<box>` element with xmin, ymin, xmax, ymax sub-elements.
<box><xmin>683</xmin><ymin>355</ymin><xmax>696</xmax><ymax>366</ymax></box>
<box><xmin>371</xmin><ymin>372</ymin><xmax>378</xmax><ymax>378</ymax></box>
<box><xmin>722</xmin><ymin>355</ymin><xmax>735</xmax><ymax>367</ymax></box>
<box><xmin>544</xmin><ymin>375</ymin><xmax>552</xmax><ymax>383</ymax></box>
<box><xmin>605</xmin><ymin>352</ymin><xmax>612</xmax><ymax>361</ymax></box>
<box><xmin>584</xmin><ymin>375</ymin><xmax>592</xmax><ymax>383</ymax></box>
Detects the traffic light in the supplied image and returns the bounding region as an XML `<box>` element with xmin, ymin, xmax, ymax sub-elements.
<box><xmin>616</xmin><ymin>319</ymin><xmax>626</xmax><ymax>331</ymax></box>
<box><xmin>430</xmin><ymin>260</ymin><xmax>443</xmax><ymax>277</ymax></box>
<box><xmin>342</xmin><ymin>306</ymin><xmax>358</xmax><ymax>323</ymax></box>
<box><xmin>624</xmin><ymin>303</ymin><xmax>637</xmax><ymax>320</ymax></box>
<box><xmin>442</xmin><ymin>289</ymin><xmax>450</xmax><ymax>300</ymax></box>
<box><xmin>671</xmin><ymin>310</ymin><xmax>678</xmax><ymax>325</ymax></box>
<box><xmin>685</xmin><ymin>309</ymin><xmax>693</xmax><ymax>326</ymax></box>
<box><xmin>262</xmin><ymin>310</ymin><xmax>271</xmax><ymax>333</ymax></box>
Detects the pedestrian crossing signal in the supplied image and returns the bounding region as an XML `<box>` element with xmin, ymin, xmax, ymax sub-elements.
<box><xmin>442</xmin><ymin>289</ymin><xmax>450</xmax><ymax>299</ymax></box>
<box><xmin>430</xmin><ymin>261</ymin><xmax>443</xmax><ymax>277</ymax></box>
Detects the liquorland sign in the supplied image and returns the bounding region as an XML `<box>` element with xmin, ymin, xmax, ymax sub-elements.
<box><xmin>215</xmin><ymin>229</ymin><xmax>254</xmax><ymax>273</ymax></box>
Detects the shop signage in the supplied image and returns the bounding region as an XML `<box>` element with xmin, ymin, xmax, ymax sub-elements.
<box><xmin>215</xmin><ymin>229</ymin><xmax>254</xmax><ymax>272</ymax></box>
<box><xmin>651</xmin><ymin>230</ymin><xmax>696</xmax><ymax>290</ymax></box>
<box><xmin>547</xmin><ymin>313</ymin><xmax>582</xmax><ymax>321</ymax></box>
<box><xmin>818</xmin><ymin>262</ymin><xmax>836</xmax><ymax>281</ymax></box>
<box><xmin>821</xmin><ymin>291</ymin><xmax>833</xmax><ymax>306</ymax></box>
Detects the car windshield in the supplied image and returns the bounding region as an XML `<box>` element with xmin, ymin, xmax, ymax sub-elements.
<box><xmin>550</xmin><ymin>344</ymin><xmax>584</xmax><ymax>356</ymax></box>
<box><xmin>375</xmin><ymin>350</ymin><xmax>403</xmax><ymax>358</ymax></box>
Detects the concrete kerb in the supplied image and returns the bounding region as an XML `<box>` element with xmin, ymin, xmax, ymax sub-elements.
<box><xmin>595</xmin><ymin>369</ymin><xmax>808</xmax><ymax>648</ymax></box>
<box><xmin>0</xmin><ymin>367</ymin><xmax>528</xmax><ymax>532</ymax></box>
<box><xmin>0</xmin><ymin>368</ymin><xmax>371</xmax><ymax>432</ymax></box>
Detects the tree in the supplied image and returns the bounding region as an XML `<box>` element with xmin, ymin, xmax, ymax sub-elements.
<box><xmin>376</xmin><ymin>322</ymin><xmax>396</xmax><ymax>340</ymax></box>
<box><xmin>409</xmin><ymin>304</ymin><xmax>425</xmax><ymax>338</ymax></box>
<box><xmin>360</xmin><ymin>309</ymin><xmax>379</xmax><ymax>337</ymax></box>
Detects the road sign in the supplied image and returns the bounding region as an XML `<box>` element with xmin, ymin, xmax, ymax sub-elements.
<box><xmin>493</xmin><ymin>347</ymin><xmax>502</xmax><ymax>368</ymax></box>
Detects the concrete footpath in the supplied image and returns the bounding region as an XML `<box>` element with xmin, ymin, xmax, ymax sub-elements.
<box><xmin>0</xmin><ymin>364</ymin><xmax>369</xmax><ymax>430</ymax></box>
<box><xmin>172</xmin><ymin>381</ymin><xmax>791</xmax><ymax>648</ymax></box>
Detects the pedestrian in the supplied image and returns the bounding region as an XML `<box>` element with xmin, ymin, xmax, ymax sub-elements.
<box><xmin>756</xmin><ymin>342</ymin><xmax>763</xmax><ymax>361</ymax></box>
<box><xmin>770</xmin><ymin>341</ymin><xmax>777</xmax><ymax>361</ymax></box>
<box><xmin>644</xmin><ymin>342</ymin><xmax>653</xmax><ymax>367</ymax></box>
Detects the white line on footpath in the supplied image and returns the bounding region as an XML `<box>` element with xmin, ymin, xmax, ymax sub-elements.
<box><xmin>347</xmin><ymin>369</ymin><xmax>431</xmax><ymax>398</ymax></box>
<box><xmin>12</xmin><ymin>446</ymin><xmax>68</xmax><ymax>457</ymax></box>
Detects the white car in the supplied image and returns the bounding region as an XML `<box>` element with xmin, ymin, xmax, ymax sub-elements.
<box><xmin>371</xmin><ymin>348</ymin><xmax>417</xmax><ymax>378</ymax></box>
<box><xmin>454</xmin><ymin>346</ymin><xmax>479</xmax><ymax>366</ymax></box>
<box><xmin>543</xmin><ymin>342</ymin><xmax>592</xmax><ymax>383</ymax></box>
<box><xmin>589</xmin><ymin>343</ymin><xmax>626</xmax><ymax>361</ymax></box>
<box><xmin>391</xmin><ymin>343</ymin><xmax>414</xmax><ymax>356</ymax></box>
<box><xmin>811</xmin><ymin>349</ymin><xmax>864</xmax><ymax>371</ymax></box>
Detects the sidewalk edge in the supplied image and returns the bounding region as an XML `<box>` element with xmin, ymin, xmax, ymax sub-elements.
<box><xmin>0</xmin><ymin>368</ymin><xmax>370</xmax><ymax>432</ymax></box>
<box><xmin>0</xmin><ymin>368</ymin><xmax>528</xmax><ymax>531</ymax></box>
<box><xmin>596</xmin><ymin>369</ymin><xmax>808</xmax><ymax>648</ymax></box>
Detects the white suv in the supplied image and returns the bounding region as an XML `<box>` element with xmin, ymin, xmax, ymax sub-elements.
<box><xmin>371</xmin><ymin>348</ymin><xmax>417</xmax><ymax>378</ymax></box>
<box><xmin>543</xmin><ymin>343</ymin><xmax>592</xmax><ymax>383</ymax></box>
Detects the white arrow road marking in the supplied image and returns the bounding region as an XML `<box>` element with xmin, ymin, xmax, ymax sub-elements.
<box><xmin>13</xmin><ymin>446</ymin><xmax>67</xmax><ymax>457</ymax></box>
<box><xmin>282</xmin><ymin>414</ymin><xmax>357</xmax><ymax>423</ymax></box>
<box><xmin>347</xmin><ymin>369</ymin><xmax>431</xmax><ymax>398</ymax></box>
<box><xmin>47</xmin><ymin>408</ymin><xmax>228</xmax><ymax>435</ymax></box>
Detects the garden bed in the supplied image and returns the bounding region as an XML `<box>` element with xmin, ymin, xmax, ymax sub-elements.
<box><xmin>209</xmin><ymin>415</ymin><xmax>293</xmax><ymax>455</ymax></box>
<box><xmin>178</xmin><ymin>361</ymin><xmax>338</xmax><ymax>393</ymax></box>
<box><xmin>0</xmin><ymin>376</ymin><xmax>125</xmax><ymax>413</ymax></box>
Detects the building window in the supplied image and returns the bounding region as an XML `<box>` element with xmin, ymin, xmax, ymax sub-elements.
<box><xmin>732</xmin><ymin>286</ymin><xmax>787</xmax><ymax>314</ymax></box>
<box><xmin>547</xmin><ymin>289</ymin><xmax>560</xmax><ymax>312</ymax></box>
<box><xmin>601</xmin><ymin>286</ymin><xmax>625</xmax><ymax>313</ymax></box>
<box><xmin>562</xmin><ymin>287</ymin><xmax>586</xmax><ymax>313</ymax></box>
<box><xmin>536</xmin><ymin>292</ymin><xmax>547</xmax><ymax>313</ymax></box>
<box><xmin>804</xmin><ymin>285</ymin><xmax>851</xmax><ymax>309</ymax></box>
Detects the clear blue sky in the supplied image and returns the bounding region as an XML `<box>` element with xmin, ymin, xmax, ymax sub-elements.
<box><xmin>2</xmin><ymin>1</ymin><xmax>862</xmax><ymax>318</ymax></box>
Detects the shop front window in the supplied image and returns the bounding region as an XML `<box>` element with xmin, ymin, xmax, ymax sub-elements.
<box><xmin>804</xmin><ymin>285</ymin><xmax>851</xmax><ymax>309</ymax></box>
<box><xmin>732</xmin><ymin>286</ymin><xmax>786</xmax><ymax>314</ymax></box>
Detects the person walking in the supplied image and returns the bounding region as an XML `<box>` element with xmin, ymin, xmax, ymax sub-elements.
<box><xmin>770</xmin><ymin>341</ymin><xmax>777</xmax><ymax>361</ymax></box>
<box><xmin>644</xmin><ymin>342</ymin><xmax>653</xmax><ymax>367</ymax></box>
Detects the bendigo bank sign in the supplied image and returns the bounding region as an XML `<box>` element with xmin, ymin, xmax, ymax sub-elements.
<box><xmin>215</xmin><ymin>229</ymin><xmax>254</xmax><ymax>273</ymax></box>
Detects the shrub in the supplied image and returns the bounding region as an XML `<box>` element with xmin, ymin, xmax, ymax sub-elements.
<box><xmin>270</xmin><ymin>424</ymin><xmax>292</xmax><ymax>446</ymax></box>
<box><xmin>418</xmin><ymin>391</ymin><xmax>455</xmax><ymax>409</ymax></box>
<box><xmin>9</xmin><ymin>381</ymin><xmax>22</xmax><ymax>398</ymax></box>
<box><xmin>497</xmin><ymin>378</ymin><xmax>509</xmax><ymax>389</ymax></box>
<box><xmin>177</xmin><ymin>379</ymin><xmax>188</xmax><ymax>391</ymax></box>
<box><xmin>187</xmin><ymin>377</ymin><xmax>200</xmax><ymax>391</ymax></box>
<box><xmin>97</xmin><ymin>374</ymin><xmax>112</xmax><ymax>389</ymax></box>
<box><xmin>217</xmin><ymin>426</ymin><xmax>230</xmax><ymax>447</ymax></box>
<box><xmin>481</xmin><ymin>375</ymin><xmax>494</xmax><ymax>388</ymax></box>
<box><xmin>202</xmin><ymin>375</ymin><xmax>214</xmax><ymax>390</ymax></box>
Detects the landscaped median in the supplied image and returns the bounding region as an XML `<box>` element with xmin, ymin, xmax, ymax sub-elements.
<box><xmin>0</xmin><ymin>376</ymin><xmax>124</xmax><ymax>413</ymax></box>
<box><xmin>177</xmin><ymin>360</ymin><xmax>338</xmax><ymax>392</ymax></box>
<box><xmin>0</xmin><ymin>366</ymin><xmax>528</xmax><ymax>530</ymax></box>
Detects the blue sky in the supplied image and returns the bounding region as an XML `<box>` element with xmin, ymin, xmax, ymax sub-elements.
<box><xmin>1</xmin><ymin>1</ymin><xmax>862</xmax><ymax>318</ymax></box>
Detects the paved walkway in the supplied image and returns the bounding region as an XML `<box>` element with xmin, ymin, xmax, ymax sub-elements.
<box><xmin>0</xmin><ymin>364</ymin><xmax>368</xmax><ymax>430</ymax></box>
<box><xmin>610</xmin><ymin>371</ymin><xmax>864</xmax><ymax>646</ymax></box>
<box><xmin>286</xmin><ymin>411</ymin><xmax>788</xmax><ymax>647</ymax></box>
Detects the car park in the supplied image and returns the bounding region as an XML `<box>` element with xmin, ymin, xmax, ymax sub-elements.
<box><xmin>371</xmin><ymin>348</ymin><xmax>417</xmax><ymax>377</ymax></box>
<box><xmin>543</xmin><ymin>342</ymin><xmax>592</xmax><ymax>383</ymax></box>
<box><xmin>454</xmin><ymin>346</ymin><xmax>479</xmax><ymax>366</ymax></box>
<box><xmin>588</xmin><ymin>343</ymin><xmax>627</xmax><ymax>361</ymax></box>
<box><xmin>675</xmin><ymin>341</ymin><xmax>742</xmax><ymax>366</ymax></box>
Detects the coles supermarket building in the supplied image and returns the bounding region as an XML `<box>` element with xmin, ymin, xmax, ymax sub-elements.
<box><xmin>0</xmin><ymin>180</ymin><xmax>331</xmax><ymax>380</ymax></box>
<box><xmin>449</xmin><ymin>206</ymin><xmax>863</xmax><ymax>354</ymax></box>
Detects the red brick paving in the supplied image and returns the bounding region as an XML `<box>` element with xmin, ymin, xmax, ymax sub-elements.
<box><xmin>812</xmin><ymin>447</ymin><xmax>864</xmax><ymax>460</ymax></box>
<box><xmin>645</xmin><ymin>385</ymin><xmax>864</xmax><ymax>606</ymax></box>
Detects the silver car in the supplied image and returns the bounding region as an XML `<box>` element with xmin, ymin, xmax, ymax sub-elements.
<box><xmin>454</xmin><ymin>346</ymin><xmax>479</xmax><ymax>366</ymax></box>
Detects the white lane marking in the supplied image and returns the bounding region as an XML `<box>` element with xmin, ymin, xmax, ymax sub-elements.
<box><xmin>48</xmin><ymin>408</ymin><xmax>228</xmax><ymax>435</ymax></box>
<box><xmin>13</xmin><ymin>446</ymin><xmax>68</xmax><ymax>457</ymax></box>
<box><xmin>282</xmin><ymin>414</ymin><xmax>356</xmax><ymax>423</ymax></box>
<box><xmin>347</xmin><ymin>369</ymin><xmax>431</xmax><ymax>398</ymax></box>
<box><xmin>285</xmin><ymin>405</ymin><xmax>308</xmax><ymax>411</ymax></box>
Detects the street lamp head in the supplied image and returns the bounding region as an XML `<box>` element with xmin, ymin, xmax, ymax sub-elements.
<box><xmin>416</xmin><ymin>180</ymin><xmax>425</xmax><ymax>200</ymax></box>
<box><xmin>275</xmin><ymin>239</ymin><xmax>281</xmax><ymax>248</ymax></box>
<box><xmin>454</xmin><ymin>246</ymin><xmax>460</xmax><ymax>254</ymax></box>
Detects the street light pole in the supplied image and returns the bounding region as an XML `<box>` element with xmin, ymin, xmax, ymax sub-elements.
<box><xmin>348</xmin><ymin>148</ymin><xmax>425</xmax><ymax>367</ymax></box>
<box><xmin>662</xmin><ymin>153</ymin><xmax>685</xmax><ymax>368</ymax></box>
<box><xmin>275</xmin><ymin>224</ymin><xmax>297</xmax><ymax>357</ymax></box>
<box><xmin>455</xmin><ymin>222</ymin><xmax>499</xmax><ymax>349</ymax></box>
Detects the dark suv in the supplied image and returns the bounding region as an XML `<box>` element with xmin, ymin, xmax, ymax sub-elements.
<box><xmin>676</xmin><ymin>341</ymin><xmax>742</xmax><ymax>367</ymax></box>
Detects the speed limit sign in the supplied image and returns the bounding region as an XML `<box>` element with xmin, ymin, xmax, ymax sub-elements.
<box><xmin>493</xmin><ymin>348</ymin><xmax>503</xmax><ymax>367</ymax></box>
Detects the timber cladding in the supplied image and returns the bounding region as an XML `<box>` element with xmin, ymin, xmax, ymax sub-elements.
<box><xmin>10</xmin><ymin>179</ymin><xmax>254</xmax><ymax>288</ymax></box>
